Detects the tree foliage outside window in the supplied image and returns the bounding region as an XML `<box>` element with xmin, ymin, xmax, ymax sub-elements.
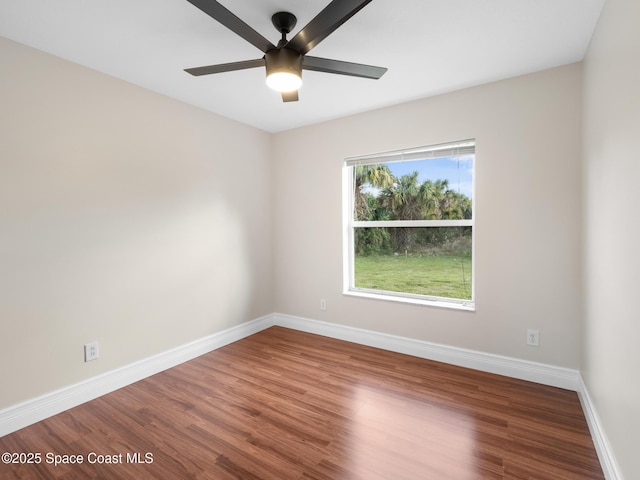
<box><xmin>344</xmin><ymin>140</ymin><xmax>475</xmax><ymax>308</ymax></box>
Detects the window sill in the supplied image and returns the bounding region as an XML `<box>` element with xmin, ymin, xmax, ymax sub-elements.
<box><xmin>344</xmin><ymin>289</ymin><xmax>475</xmax><ymax>312</ymax></box>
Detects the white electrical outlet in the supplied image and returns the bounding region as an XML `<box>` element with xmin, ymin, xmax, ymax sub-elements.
<box><xmin>84</xmin><ymin>341</ymin><xmax>99</xmax><ymax>362</ymax></box>
<box><xmin>526</xmin><ymin>329</ymin><xmax>540</xmax><ymax>347</ymax></box>
<box><xmin>320</xmin><ymin>298</ymin><xmax>327</xmax><ymax>311</ymax></box>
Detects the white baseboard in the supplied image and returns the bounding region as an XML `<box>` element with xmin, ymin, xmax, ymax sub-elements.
<box><xmin>274</xmin><ymin>314</ymin><xmax>626</xmax><ymax>478</ymax></box>
<box><xmin>2</xmin><ymin>312</ymin><xmax>620</xmax><ymax>479</ymax></box>
<box><xmin>577</xmin><ymin>376</ymin><xmax>623</xmax><ymax>480</ymax></box>
<box><xmin>0</xmin><ymin>315</ymin><xmax>274</xmax><ymax>437</ymax></box>
<box><xmin>274</xmin><ymin>314</ymin><xmax>625</xmax><ymax>477</ymax></box>
<box><xmin>272</xmin><ymin>313</ymin><xmax>580</xmax><ymax>391</ymax></box>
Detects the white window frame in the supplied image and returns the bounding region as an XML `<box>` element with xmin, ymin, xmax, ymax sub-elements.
<box><xmin>342</xmin><ymin>139</ymin><xmax>475</xmax><ymax>311</ymax></box>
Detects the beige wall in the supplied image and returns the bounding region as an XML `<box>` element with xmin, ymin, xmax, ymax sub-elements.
<box><xmin>0</xmin><ymin>37</ymin><xmax>273</xmax><ymax>409</ymax></box>
<box><xmin>272</xmin><ymin>63</ymin><xmax>583</xmax><ymax>368</ymax></box>
<box><xmin>583</xmin><ymin>0</ymin><xmax>640</xmax><ymax>476</ymax></box>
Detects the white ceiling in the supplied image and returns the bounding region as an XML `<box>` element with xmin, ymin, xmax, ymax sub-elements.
<box><xmin>0</xmin><ymin>0</ymin><xmax>605</xmax><ymax>133</ymax></box>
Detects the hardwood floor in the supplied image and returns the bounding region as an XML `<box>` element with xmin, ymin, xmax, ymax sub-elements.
<box><xmin>0</xmin><ymin>327</ymin><xmax>603</xmax><ymax>479</ymax></box>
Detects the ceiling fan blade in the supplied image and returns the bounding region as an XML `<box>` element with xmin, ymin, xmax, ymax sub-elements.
<box><xmin>186</xmin><ymin>0</ymin><xmax>276</xmax><ymax>53</ymax></box>
<box><xmin>281</xmin><ymin>90</ymin><xmax>299</xmax><ymax>102</ymax></box>
<box><xmin>185</xmin><ymin>58</ymin><xmax>264</xmax><ymax>76</ymax></box>
<box><xmin>303</xmin><ymin>56</ymin><xmax>387</xmax><ymax>79</ymax></box>
<box><xmin>286</xmin><ymin>0</ymin><xmax>372</xmax><ymax>55</ymax></box>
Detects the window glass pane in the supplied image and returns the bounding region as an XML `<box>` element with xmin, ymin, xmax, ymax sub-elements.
<box><xmin>354</xmin><ymin>226</ymin><xmax>472</xmax><ymax>301</ymax></box>
<box><xmin>354</xmin><ymin>156</ymin><xmax>473</xmax><ymax>221</ymax></box>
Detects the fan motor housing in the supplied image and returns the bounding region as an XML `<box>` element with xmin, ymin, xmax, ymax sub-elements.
<box><xmin>265</xmin><ymin>48</ymin><xmax>303</xmax><ymax>77</ymax></box>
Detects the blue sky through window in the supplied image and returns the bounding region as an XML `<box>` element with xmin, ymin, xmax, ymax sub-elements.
<box><xmin>375</xmin><ymin>155</ymin><xmax>474</xmax><ymax>199</ymax></box>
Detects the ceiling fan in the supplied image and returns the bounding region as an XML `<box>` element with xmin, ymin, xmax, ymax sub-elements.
<box><xmin>184</xmin><ymin>0</ymin><xmax>388</xmax><ymax>102</ymax></box>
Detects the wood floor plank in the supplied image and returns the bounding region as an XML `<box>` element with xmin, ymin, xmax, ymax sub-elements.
<box><xmin>0</xmin><ymin>326</ymin><xmax>604</xmax><ymax>479</ymax></box>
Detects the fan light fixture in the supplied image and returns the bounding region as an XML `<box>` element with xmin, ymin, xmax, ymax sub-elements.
<box><xmin>265</xmin><ymin>49</ymin><xmax>302</xmax><ymax>92</ymax></box>
<box><xmin>183</xmin><ymin>2</ymin><xmax>388</xmax><ymax>102</ymax></box>
<box><xmin>266</xmin><ymin>71</ymin><xmax>302</xmax><ymax>92</ymax></box>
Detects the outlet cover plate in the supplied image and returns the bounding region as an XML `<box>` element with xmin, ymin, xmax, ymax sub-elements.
<box><xmin>84</xmin><ymin>341</ymin><xmax>99</xmax><ymax>362</ymax></box>
<box><xmin>527</xmin><ymin>329</ymin><xmax>540</xmax><ymax>347</ymax></box>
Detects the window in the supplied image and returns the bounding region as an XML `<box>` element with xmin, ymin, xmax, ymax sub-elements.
<box><xmin>343</xmin><ymin>139</ymin><xmax>475</xmax><ymax>310</ymax></box>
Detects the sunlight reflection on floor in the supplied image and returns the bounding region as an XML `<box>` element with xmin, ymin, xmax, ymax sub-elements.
<box><xmin>345</xmin><ymin>384</ymin><xmax>480</xmax><ymax>479</ymax></box>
